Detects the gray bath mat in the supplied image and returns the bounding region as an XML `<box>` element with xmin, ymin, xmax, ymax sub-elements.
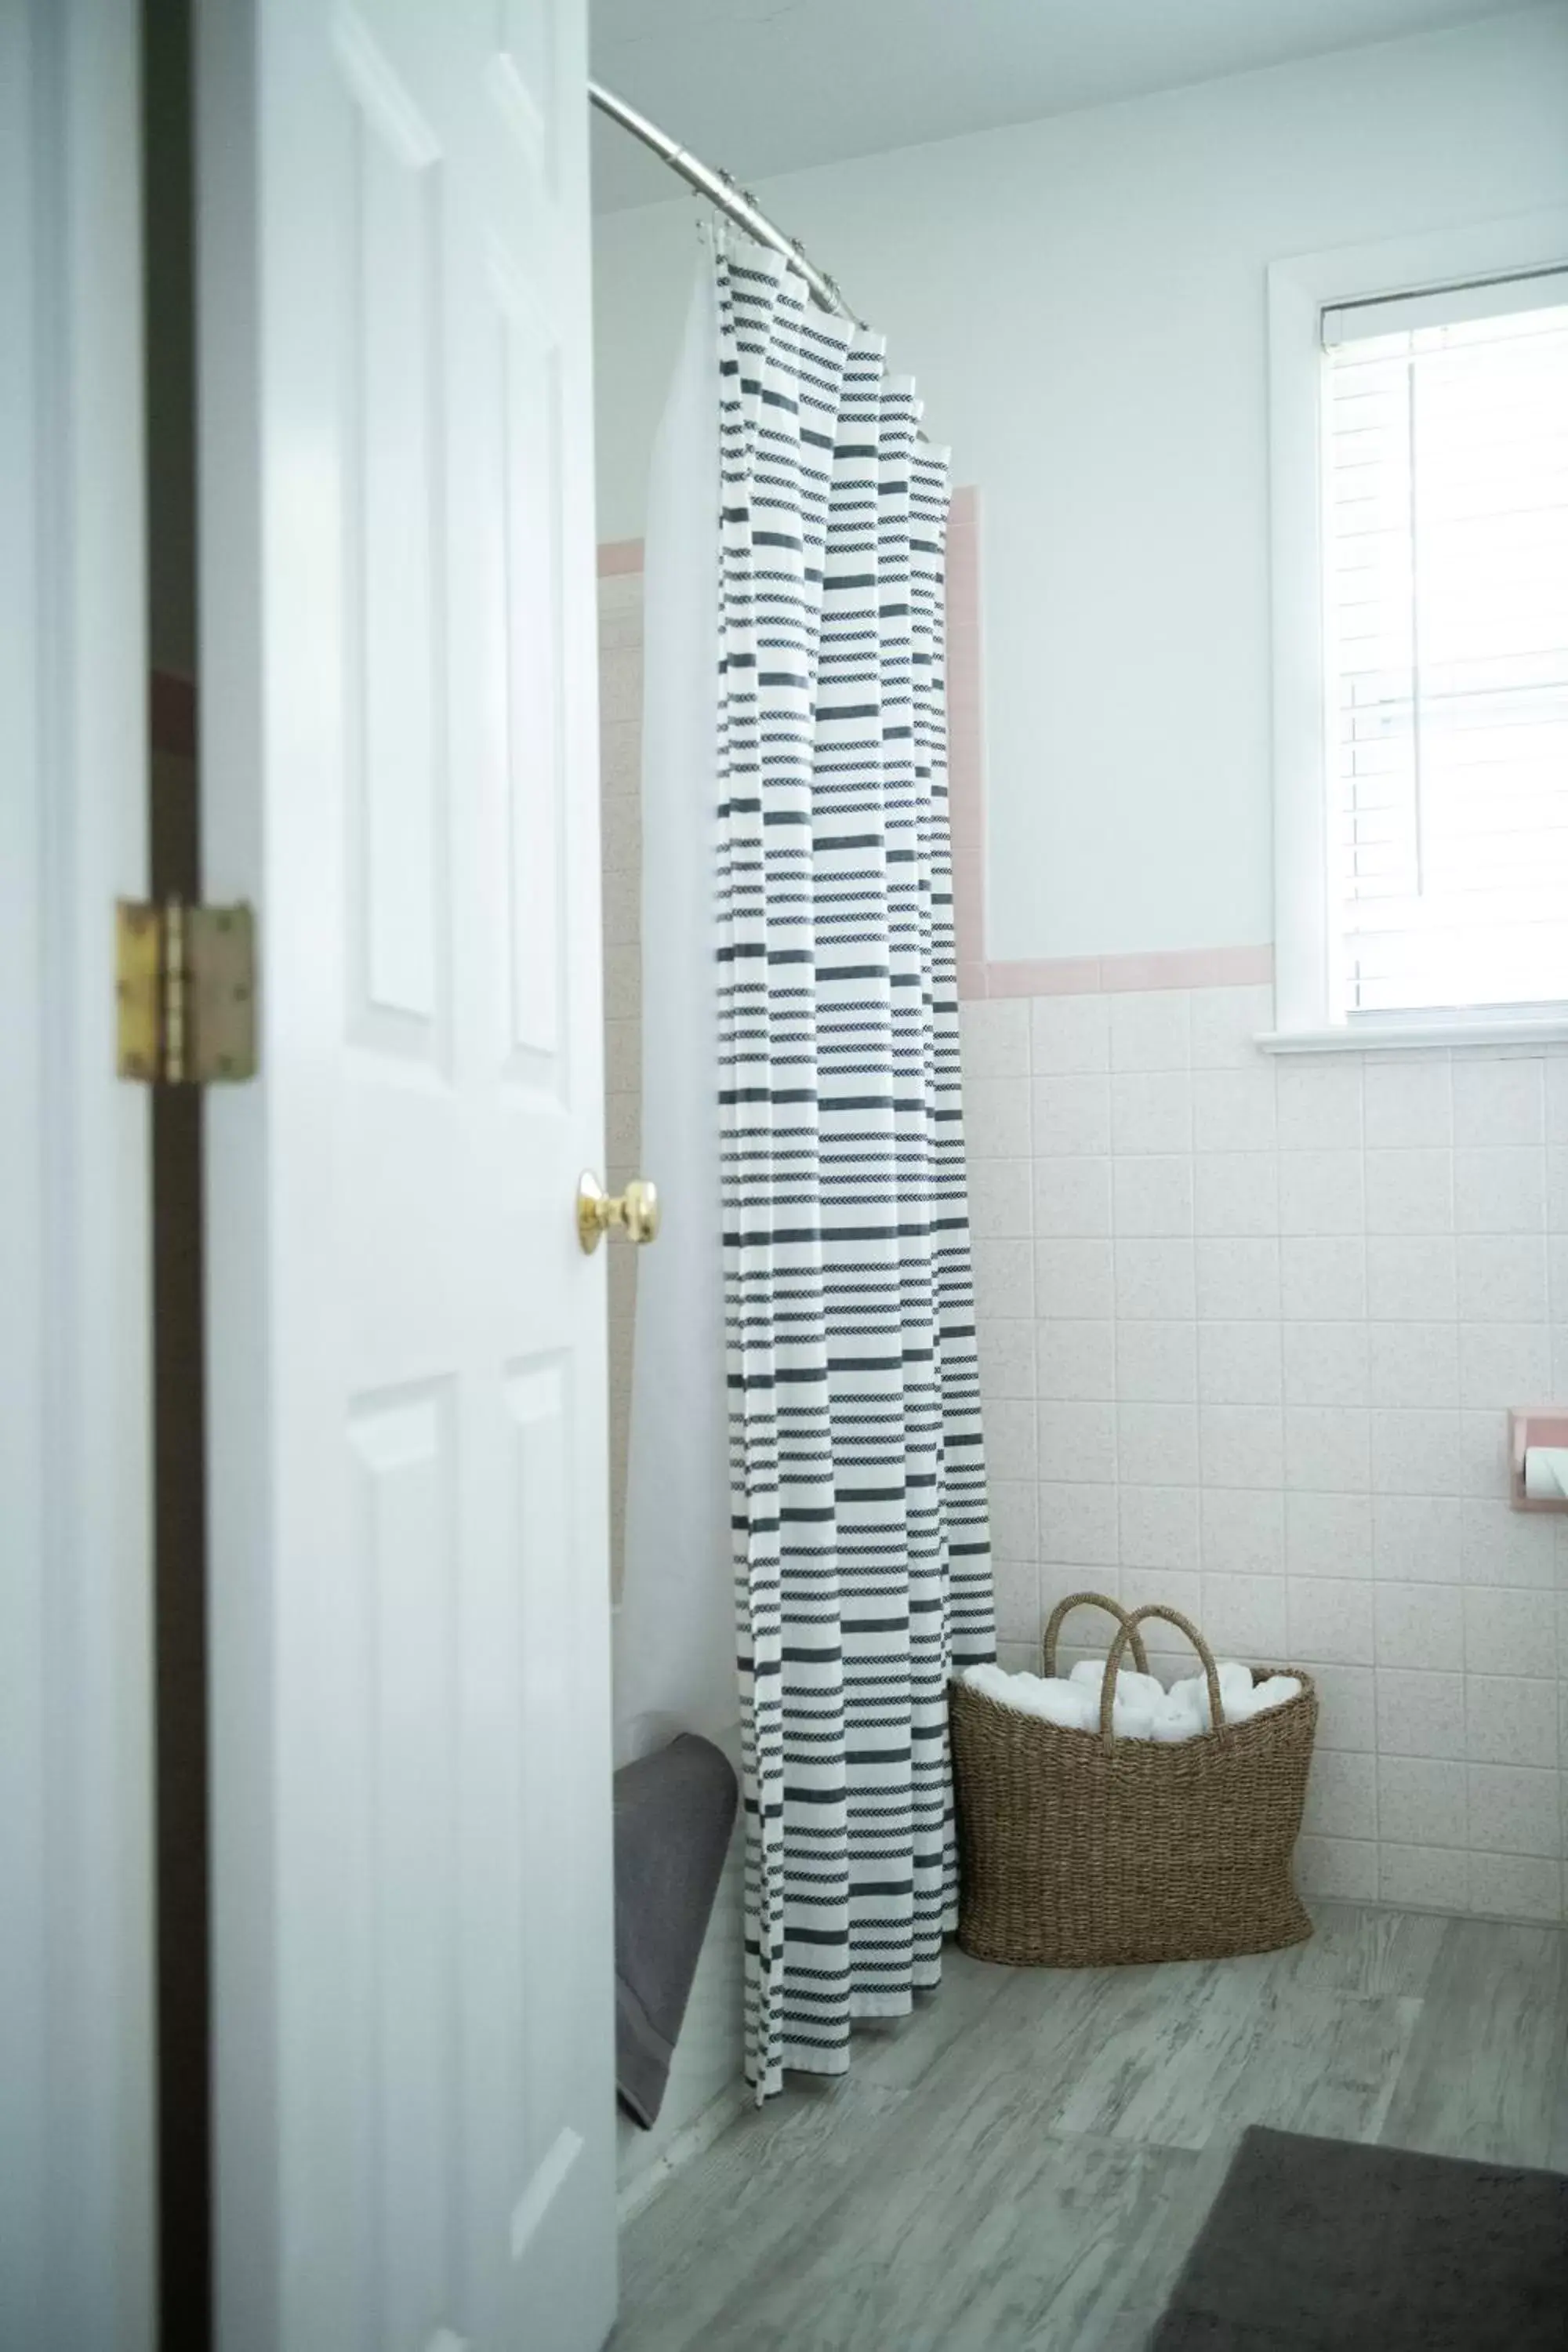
<box><xmin>613</xmin><ymin>1733</ymin><xmax>738</xmax><ymax>2129</ymax></box>
<box><xmin>1151</xmin><ymin>2124</ymin><xmax>1568</xmax><ymax>2349</ymax></box>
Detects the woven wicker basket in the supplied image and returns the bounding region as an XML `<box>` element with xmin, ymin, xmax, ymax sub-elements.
<box><xmin>951</xmin><ymin>1593</ymin><xmax>1317</xmax><ymax>1968</ymax></box>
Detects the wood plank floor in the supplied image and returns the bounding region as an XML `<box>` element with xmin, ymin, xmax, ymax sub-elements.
<box><xmin>612</xmin><ymin>1904</ymin><xmax>1568</xmax><ymax>2352</ymax></box>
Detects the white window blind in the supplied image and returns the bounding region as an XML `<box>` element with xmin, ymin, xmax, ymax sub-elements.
<box><xmin>1323</xmin><ymin>270</ymin><xmax>1568</xmax><ymax>1017</ymax></box>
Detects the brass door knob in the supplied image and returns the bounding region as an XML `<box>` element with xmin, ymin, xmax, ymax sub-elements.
<box><xmin>577</xmin><ymin>1171</ymin><xmax>660</xmax><ymax>1254</ymax></box>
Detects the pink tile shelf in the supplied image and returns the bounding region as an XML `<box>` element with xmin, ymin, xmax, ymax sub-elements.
<box><xmin>1508</xmin><ymin>1409</ymin><xmax>1568</xmax><ymax>1510</ymax></box>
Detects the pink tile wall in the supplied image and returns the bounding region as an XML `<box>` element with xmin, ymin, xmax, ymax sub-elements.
<box><xmin>962</xmin><ymin>978</ymin><xmax>1568</xmax><ymax>1926</ymax></box>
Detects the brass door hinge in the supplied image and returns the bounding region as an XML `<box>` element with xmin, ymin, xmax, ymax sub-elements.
<box><xmin>117</xmin><ymin>898</ymin><xmax>257</xmax><ymax>1083</ymax></box>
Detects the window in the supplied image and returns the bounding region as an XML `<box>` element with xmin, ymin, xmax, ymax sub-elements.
<box><xmin>1323</xmin><ymin>274</ymin><xmax>1568</xmax><ymax>1018</ymax></box>
<box><xmin>1267</xmin><ymin>217</ymin><xmax>1568</xmax><ymax>1049</ymax></box>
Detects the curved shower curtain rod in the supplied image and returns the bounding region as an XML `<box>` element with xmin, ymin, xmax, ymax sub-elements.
<box><xmin>588</xmin><ymin>78</ymin><xmax>857</xmax><ymax>323</ymax></box>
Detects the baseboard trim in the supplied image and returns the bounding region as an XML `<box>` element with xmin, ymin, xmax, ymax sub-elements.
<box><xmin>616</xmin><ymin>2079</ymin><xmax>750</xmax><ymax>2227</ymax></box>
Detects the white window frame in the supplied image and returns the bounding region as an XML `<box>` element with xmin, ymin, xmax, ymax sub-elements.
<box><xmin>1264</xmin><ymin>208</ymin><xmax>1568</xmax><ymax>1054</ymax></box>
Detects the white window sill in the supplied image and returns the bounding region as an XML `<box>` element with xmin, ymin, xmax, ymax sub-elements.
<box><xmin>1257</xmin><ymin>1017</ymin><xmax>1568</xmax><ymax>1056</ymax></box>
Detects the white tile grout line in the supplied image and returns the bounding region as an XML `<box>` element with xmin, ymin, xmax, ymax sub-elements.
<box><xmin>1349</xmin><ymin>1055</ymin><xmax>1384</xmax><ymax>1885</ymax></box>
<box><xmin>1450</xmin><ymin>1065</ymin><xmax>1468</xmax><ymax>1888</ymax></box>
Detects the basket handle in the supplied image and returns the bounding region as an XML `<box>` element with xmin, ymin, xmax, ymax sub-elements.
<box><xmin>1041</xmin><ymin>1590</ymin><xmax>1149</xmax><ymax>1681</ymax></box>
<box><xmin>1099</xmin><ymin>1604</ymin><xmax>1225</xmax><ymax>1747</ymax></box>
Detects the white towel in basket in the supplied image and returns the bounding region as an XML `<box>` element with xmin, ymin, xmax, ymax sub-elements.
<box><xmin>1067</xmin><ymin>1659</ymin><xmax>1169</xmax><ymax>1711</ymax></box>
<box><xmin>961</xmin><ymin>1661</ymin><xmax>1302</xmax><ymax>1741</ymax></box>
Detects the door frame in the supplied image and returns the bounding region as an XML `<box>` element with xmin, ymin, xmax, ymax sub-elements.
<box><xmin>0</xmin><ymin>1</ymin><xmax>155</xmax><ymax>2346</ymax></box>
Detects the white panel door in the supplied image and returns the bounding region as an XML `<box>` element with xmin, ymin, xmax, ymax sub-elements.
<box><xmin>196</xmin><ymin>4</ymin><xmax>615</xmax><ymax>2347</ymax></box>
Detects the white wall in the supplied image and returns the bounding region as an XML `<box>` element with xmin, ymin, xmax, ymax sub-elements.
<box><xmin>592</xmin><ymin>5</ymin><xmax>1568</xmax><ymax>965</ymax></box>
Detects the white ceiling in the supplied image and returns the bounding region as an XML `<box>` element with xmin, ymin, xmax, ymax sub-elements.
<box><xmin>590</xmin><ymin>0</ymin><xmax>1526</xmax><ymax>209</ymax></box>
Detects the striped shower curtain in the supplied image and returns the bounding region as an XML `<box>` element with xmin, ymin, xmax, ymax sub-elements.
<box><xmin>713</xmin><ymin>238</ymin><xmax>996</xmax><ymax>2099</ymax></box>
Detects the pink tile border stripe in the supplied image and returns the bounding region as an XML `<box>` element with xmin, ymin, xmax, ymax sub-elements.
<box><xmin>594</xmin><ymin>501</ymin><xmax>1274</xmax><ymax>999</ymax></box>
<box><xmin>597</xmin><ymin>536</ymin><xmax>644</xmax><ymax>576</ymax></box>
<box><xmin>978</xmin><ymin>943</ymin><xmax>1275</xmax><ymax>997</ymax></box>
